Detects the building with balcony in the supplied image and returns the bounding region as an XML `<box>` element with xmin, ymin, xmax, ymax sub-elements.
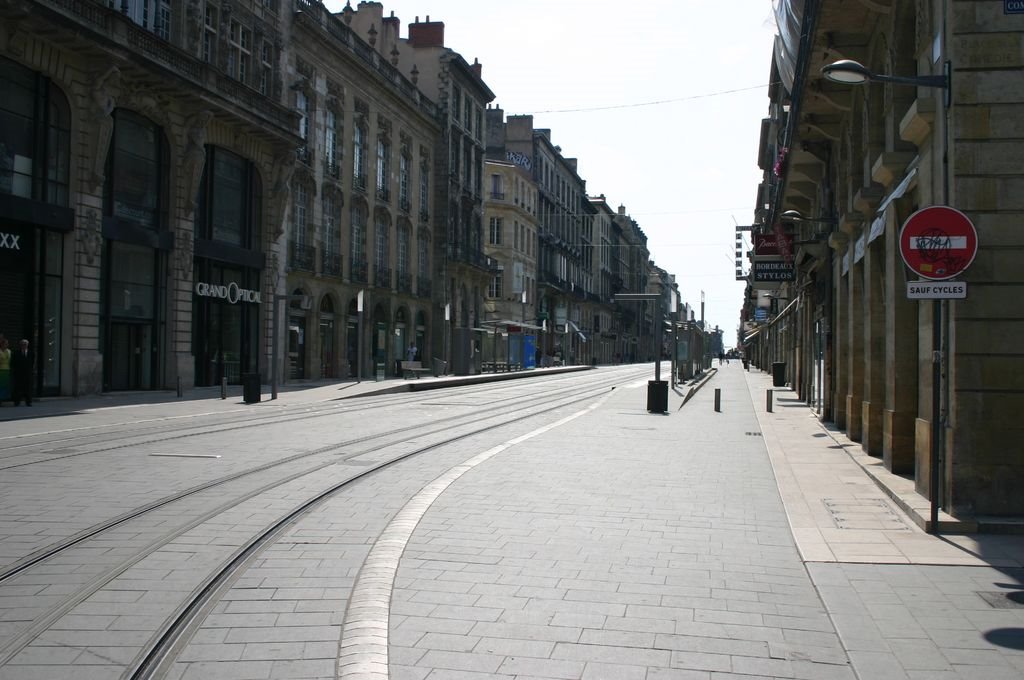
<box><xmin>481</xmin><ymin>118</ymin><xmax>539</xmax><ymax>369</ymax></box>
<box><xmin>282</xmin><ymin>1</ymin><xmax>439</xmax><ymax>381</ymax></box>
<box><xmin>342</xmin><ymin>5</ymin><xmax>495</xmax><ymax>375</ymax></box>
<box><xmin>0</xmin><ymin>0</ymin><xmax>300</xmax><ymax>394</ymax></box>
<box><xmin>742</xmin><ymin>0</ymin><xmax>1024</xmax><ymax>522</ymax></box>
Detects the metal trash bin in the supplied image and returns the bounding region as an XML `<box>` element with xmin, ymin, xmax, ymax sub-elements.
<box><xmin>772</xmin><ymin>362</ymin><xmax>786</xmax><ymax>387</ymax></box>
<box><xmin>647</xmin><ymin>380</ymin><xmax>668</xmax><ymax>414</ymax></box>
<box><xmin>432</xmin><ymin>357</ymin><xmax>447</xmax><ymax>377</ymax></box>
<box><xmin>242</xmin><ymin>373</ymin><xmax>261</xmax><ymax>404</ymax></box>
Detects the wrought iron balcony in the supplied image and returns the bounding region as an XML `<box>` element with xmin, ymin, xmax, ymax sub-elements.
<box><xmin>397</xmin><ymin>271</ymin><xmax>413</xmax><ymax>294</ymax></box>
<box><xmin>296</xmin><ymin>146</ymin><xmax>312</xmax><ymax>165</ymax></box>
<box><xmin>353</xmin><ymin>173</ymin><xmax>367</xmax><ymax>193</ymax></box>
<box><xmin>419</xmin><ymin>210</ymin><xmax>430</xmax><ymax>223</ymax></box>
<box><xmin>417</xmin><ymin>276</ymin><xmax>432</xmax><ymax>298</ymax></box>
<box><xmin>490</xmin><ymin>191</ymin><xmax>505</xmax><ymax>200</ymax></box>
<box><xmin>374</xmin><ymin>265</ymin><xmax>392</xmax><ymax>289</ymax></box>
<box><xmin>376</xmin><ymin>186</ymin><xmax>391</xmax><ymax>202</ymax></box>
<box><xmin>399</xmin><ymin>197</ymin><xmax>411</xmax><ymax>213</ymax></box>
<box><xmin>322</xmin><ymin>250</ymin><xmax>343</xmax><ymax>277</ymax></box>
<box><xmin>350</xmin><ymin>257</ymin><xmax>368</xmax><ymax>283</ymax></box>
<box><xmin>289</xmin><ymin>240</ymin><xmax>316</xmax><ymax>272</ymax></box>
<box><xmin>325</xmin><ymin>159</ymin><xmax>341</xmax><ymax>180</ymax></box>
<box><xmin>447</xmin><ymin>244</ymin><xmax>489</xmax><ymax>271</ymax></box>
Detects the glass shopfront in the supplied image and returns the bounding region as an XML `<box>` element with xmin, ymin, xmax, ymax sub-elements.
<box><xmin>103</xmin><ymin>241</ymin><xmax>163</xmax><ymax>391</ymax></box>
<box><xmin>0</xmin><ymin>224</ymin><xmax>64</xmax><ymax>396</ymax></box>
<box><xmin>193</xmin><ymin>262</ymin><xmax>261</xmax><ymax>386</ymax></box>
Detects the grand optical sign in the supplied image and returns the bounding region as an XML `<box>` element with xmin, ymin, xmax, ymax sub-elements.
<box><xmin>195</xmin><ymin>281</ymin><xmax>262</xmax><ymax>304</ymax></box>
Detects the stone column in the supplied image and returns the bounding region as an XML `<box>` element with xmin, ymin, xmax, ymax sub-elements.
<box><xmin>884</xmin><ymin>206</ymin><xmax>917</xmax><ymax>473</ymax></box>
<box><xmin>861</xmin><ymin>237</ymin><xmax>885</xmax><ymax>455</ymax></box>
<box><xmin>846</xmin><ymin>234</ymin><xmax>865</xmax><ymax>441</ymax></box>
<box><xmin>830</xmin><ymin>235</ymin><xmax>849</xmax><ymax>429</ymax></box>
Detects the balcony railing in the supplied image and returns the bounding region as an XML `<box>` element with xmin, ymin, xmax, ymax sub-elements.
<box><xmin>490</xmin><ymin>191</ymin><xmax>505</xmax><ymax>200</ymax></box>
<box><xmin>447</xmin><ymin>244</ymin><xmax>489</xmax><ymax>271</ymax></box>
<box><xmin>353</xmin><ymin>173</ymin><xmax>367</xmax><ymax>193</ymax></box>
<box><xmin>419</xmin><ymin>209</ymin><xmax>430</xmax><ymax>223</ymax></box>
<box><xmin>399</xmin><ymin>197</ymin><xmax>411</xmax><ymax>213</ymax></box>
<box><xmin>417</xmin><ymin>276</ymin><xmax>432</xmax><ymax>298</ymax></box>
<box><xmin>325</xmin><ymin>159</ymin><xmax>340</xmax><ymax>179</ymax></box>
<box><xmin>297</xmin><ymin>146</ymin><xmax>312</xmax><ymax>165</ymax></box>
<box><xmin>376</xmin><ymin>186</ymin><xmax>391</xmax><ymax>202</ymax></box>
<box><xmin>322</xmin><ymin>250</ymin><xmax>342</xmax><ymax>277</ymax></box>
<box><xmin>350</xmin><ymin>257</ymin><xmax>368</xmax><ymax>283</ymax></box>
<box><xmin>374</xmin><ymin>265</ymin><xmax>392</xmax><ymax>289</ymax></box>
<box><xmin>397</xmin><ymin>271</ymin><xmax>413</xmax><ymax>294</ymax></box>
<box><xmin>289</xmin><ymin>240</ymin><xmax>316</xmax><ymax>272</ymax></box>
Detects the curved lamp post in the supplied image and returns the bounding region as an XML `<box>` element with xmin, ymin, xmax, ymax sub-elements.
<box><xmin>821</xmin><ymin>57</ymin><xmax>951</xmax><ymax>533</ymax></box>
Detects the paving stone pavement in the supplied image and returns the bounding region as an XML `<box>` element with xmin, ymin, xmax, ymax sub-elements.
<box><xmin>2</xmin><ymin>366</ymin><xmax>1023</xmax><ymax>679</ymax></box>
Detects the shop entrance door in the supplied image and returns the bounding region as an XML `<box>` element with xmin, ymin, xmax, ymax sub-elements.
<box><xmin>109</xmin><ymin>322</ymin><xmax>153</xmax><ymax>391</ymax></box>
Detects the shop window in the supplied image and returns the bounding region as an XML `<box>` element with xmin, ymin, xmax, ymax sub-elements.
<box><xmin>0</xmin><ymin>57</ymin><xmax>71</xmax><ymax>205</ymax></box>
<box><xmin>195</xmin><ymin>147</ymin><xmax>261</xmax><ymax>249</ymax></box>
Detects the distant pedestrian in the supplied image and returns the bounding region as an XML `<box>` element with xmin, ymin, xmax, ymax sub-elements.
<box><xmin>0</xmin><ymin>336</ymin><xmax>10</xmax><ymax>405</ymax></box>
<box><xmin>407</xmin><ymin>342</ymin><xmax>418</xmax><ymax>363</ymax></box>
<box><xmin>718</xmin><ymin>352</ymin><xmax>724</xmax><ymax>365</ymax></box>
<box><xmin>10</xmin><ymin>338</ymin><xmax>33</xmax><ymax>406</ymax></box>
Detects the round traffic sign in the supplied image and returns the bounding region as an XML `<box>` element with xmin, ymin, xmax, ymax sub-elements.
<box><xmin>899</xmin><ymin>206</ymin><xmax>978</xmax><ymax>281</ymax></box>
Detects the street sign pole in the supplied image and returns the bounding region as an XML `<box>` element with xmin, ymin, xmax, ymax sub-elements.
<box><xmin>899</xmin><ymin>206</ymin><xmax>978</xmax><ymax>533</ymax></box>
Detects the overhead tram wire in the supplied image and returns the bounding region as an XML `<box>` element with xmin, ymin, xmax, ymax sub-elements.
<box><xmin>514</xmin><ymin>83</ymin><xmax>773</xmax><ymax>115</ymax></box>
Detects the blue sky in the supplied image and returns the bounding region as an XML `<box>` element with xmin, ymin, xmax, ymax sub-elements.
<box><xmin>325</xmin><ymin>1</ymin><xmax>777</xmax><ymax>342</ymax></box>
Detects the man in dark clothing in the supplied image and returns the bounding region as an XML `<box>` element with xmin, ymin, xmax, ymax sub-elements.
<box><xmin>10</xmin><ymin>338</ymin><xmax>33</xmax><ymax>406</ymax></box>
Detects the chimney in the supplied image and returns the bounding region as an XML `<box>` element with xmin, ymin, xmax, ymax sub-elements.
<box><xmin>408</xmin><ymin>16</ymin><xmax>444</xmax><ymax>47</ymax></box>
<box><xmin>618</xmin><ymin>205</ymin><xmax>626</xmax><ymax>216</ymax></box>
<box><xmin>471</xmin><ymin>57</ymin><xmax>482</xmax><ymax>79</ymax></box>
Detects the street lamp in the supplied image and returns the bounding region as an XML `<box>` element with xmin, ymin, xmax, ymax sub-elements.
<box><xmin>821</xmin><ymin>57</ymin><xmax>950</xmax><ymax>533</ymax></box>
<box><xmin>780</xmin><ymin>210</ymin><xmax>836</xmax><ymax>225</ymax></box>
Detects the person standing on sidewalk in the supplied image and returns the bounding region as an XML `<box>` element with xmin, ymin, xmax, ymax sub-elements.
<box><xmin>10</xmin><ymin>338</ymin><xmax>33</xmax><ymax>406</ymax></box>
<box><xmin>0</xmin><ymin>336</ymin><xmax>10</xmax><ymax>405</ymax></box>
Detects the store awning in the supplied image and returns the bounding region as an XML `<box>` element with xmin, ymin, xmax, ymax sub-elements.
<box><xmin>743</xmin><ymin>327</ymin><xmax>762</xmax><ymax>345</ymax></box>
<box><xmin>568</xmin><ymin>320</ymin><xmax>587</xmax><ymax>343</ymax></box>
<box><xmin>478</xmin><ymin>319</ymin><xmax>545</xmax><ymax>331</ymax></box>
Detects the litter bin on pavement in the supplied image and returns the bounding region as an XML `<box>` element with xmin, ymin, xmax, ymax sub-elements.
<box><xmin>432</xmin><ymin>357</ymin><xmax>447</xmax><ymax>377</ymax></box>
<box><xmin>647</xmin><ymin>380</ymin><xmax>668</xmax><ymax>414</ymax></box>
<box><xmin>772</xmin><ymin>362</ymin><xmax>786</xmax><ymax>387</ymax></box>
<box><xmin>242</xmin><ymin>373</ymin><xmax>261</xmax><ymax>404</ymax></box>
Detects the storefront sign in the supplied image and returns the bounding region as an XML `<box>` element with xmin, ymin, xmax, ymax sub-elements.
<box><xmin>0</xmin><ymin>232</ymin><xmax>21</xmax><ymax>250</ymax></box>
<box><xmin>752</xmin><ymin>260</ymin><xmax>795</xmax><ymax>282</ymax></box>
<box><xmin>1006</xmin><ymin>0</ymin><xmax>1024</xmax><ymax>14</ymax></box>
<box><xmin>194</xmin><ymin>281</ymin><xmax>262</xmax><ymax>304</ymax></box>
<box><xmin>754</xmin><ymin>233</ymin><xmax>793</xmax><ymax>257</ymax></box>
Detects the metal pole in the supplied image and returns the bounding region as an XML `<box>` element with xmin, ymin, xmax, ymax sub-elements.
<box><xmin>714</xmin><ymin>388</ymin><xmax>721</xmax><ymax>412</ymax></box>
<box><xmin>176</xmin><ymin>376</ymin><xmax>182</xmax><ymax>399</ymax></box>
<box><xmin>654</xmin><ymin>301</ymin><xmax>663</xmax><ymax>383</ymax></box>
<box><xmin>271</xmin><ymin>294</ymin><xmax>279</xmax><ymax>400</ymax></box>
<box><xmin>357</xmin><ymin>309</ymin><xmax>363</xmax><ymax>383</ymax></box>
<box><xmin>929</xmin><ymin>298</ymin><xmax>941</xmax><ymax>533</ymax></box>
<box><xmin>221</xmin><ymin>376</ymin><xmax>227</xmax><ymax>400</ymax></box>
<box><xmin>766</xmin><ymin>389</ymin><xmax>773</xmax><ymax>413</ymax></box>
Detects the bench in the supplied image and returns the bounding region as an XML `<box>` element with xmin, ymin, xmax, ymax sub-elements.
<box><xmin>401</xmin><ymin>360</ymin><xmax>431</xmax><ymax>379</ymax></box>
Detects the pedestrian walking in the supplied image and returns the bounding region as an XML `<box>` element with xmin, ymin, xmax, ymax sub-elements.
<box><xmin>406</xmin><ymin>342</ymin><xmax>418</xmax><ymax>363</ymax></box>
<box><xmin>0</xmin><ymin>336</ymin><xmax>10</xmax><ymax>405</ymax></box>
<box><xmin>10</xmin><ymin>338</ymin><xmax>33</xmax><ymax>406</ymax></box>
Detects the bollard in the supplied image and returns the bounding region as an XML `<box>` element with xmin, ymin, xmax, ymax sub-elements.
<box><xmin>766</xmin><ymin>389</ymin><xmax>773</xmax><ymax>413</ymax></box>
<box><xmin>221</xmin><ymin>377</ymin><xmax>227</xmax><ymax>400</ymax></box>
<box><xmin>176</xmin><ymin>376</ymin><xmax>182</xmax><ymax>399</ymax></box>
<box><xmin>714</xmin><ymin>388</ymin><xmax>721</xmax><ymax>412</ymax></box>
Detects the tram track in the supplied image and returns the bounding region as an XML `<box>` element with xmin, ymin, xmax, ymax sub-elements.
<box><xmin>0</xmin><ymin>372</ymin><xmax>595</xmax><ymax>470</ymax></box>
<box><xmin>0</xmin><ymin>370</ymin><xmax>645</xmax><ymax>674</ymax></box>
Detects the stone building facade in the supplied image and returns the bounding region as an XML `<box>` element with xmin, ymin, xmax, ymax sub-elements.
<box><xmin>0</xmin><ymin>0</ymin><xmax>299</xmax><ymax>395</ymax></box>
<box><xmin>743</xmin><ymin>0</ymin><xmax>1024</xmax><ymax>521</ymax></box>
<box><xmin>282</xmin><ymin>1</ymin><xmax>439</xmax><ymax>381</ymax></box>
